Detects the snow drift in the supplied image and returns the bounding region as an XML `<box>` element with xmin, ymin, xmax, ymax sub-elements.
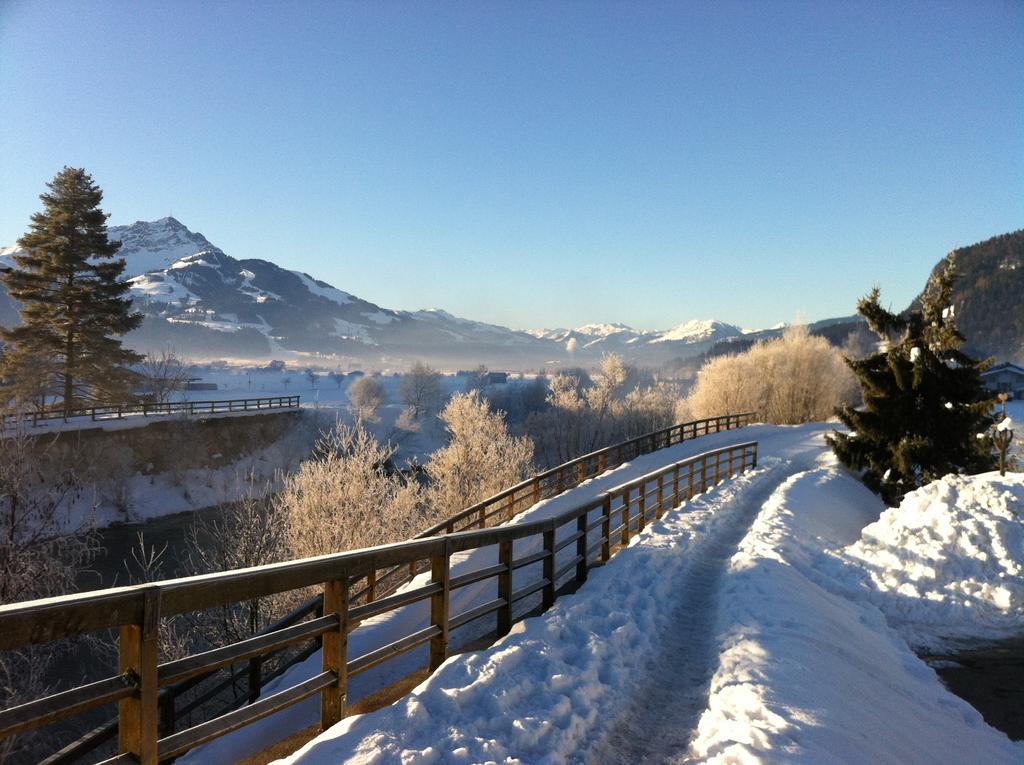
<box><xmin>836</xmin><ymin>471</ymin><xmax>1024</xmax><ymax>651</ymax></box>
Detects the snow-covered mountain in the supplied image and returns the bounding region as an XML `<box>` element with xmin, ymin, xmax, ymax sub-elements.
<box><xmin>0</xmin><ymin>217</ymin><xmax>769</xmax><ymax>366</ymax></box>
<box><xmin>528</xmin><ymin>319</ymin><xmax>744</xmax><ymax>358</ymax></box>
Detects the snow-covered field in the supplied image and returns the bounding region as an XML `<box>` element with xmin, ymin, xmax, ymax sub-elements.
<box><xmin>171</xmin><ymin>422</ymin><xmax>1024</xmax><ymax>765</ymax></box>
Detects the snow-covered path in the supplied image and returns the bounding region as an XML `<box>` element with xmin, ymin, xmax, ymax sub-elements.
<box><xmin>588</xmin><ymin>472</ymin><xmax>785</xmax><ymax>763</ymax></box>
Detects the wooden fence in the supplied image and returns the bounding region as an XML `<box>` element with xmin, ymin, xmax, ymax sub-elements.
<box><xmin>0</xmin><ymin>437</ymin><xmax>758</xmax><ymax>764</ymax></box>
<box><xmin>13</xmin><ymin>412</ymin><xmax>755</xmax><ymax>764</ymax></box>
<box><xmin>0</xmin><ymin>396</ymin><xmax>301</xmax><ymax>430</ymax></box>
<box><xmin>0</xmin><ymin>412</ymin><xmax>756</xmax><ymax>763</ymax></box>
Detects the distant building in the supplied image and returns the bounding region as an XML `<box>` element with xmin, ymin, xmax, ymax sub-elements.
<box><xmin>186</xmin><ymin>382</ymin><xmax>218</xmax><ymax>391</ymax></box>
<box><xmin>981</xmin><ymin>362</ymin><xmax>1024</xmax><ymax>399</ymax></box>
<box><xmin>487</xmin><ymin>371</ymin><xmax>509</xmax><ymax>385</ymax></box>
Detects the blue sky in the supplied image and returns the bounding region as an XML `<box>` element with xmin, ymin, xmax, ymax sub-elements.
<box><xmin>1</xmin><ymin>1</ymin><xmax>1021</xmax><ymax>331</ymax></box>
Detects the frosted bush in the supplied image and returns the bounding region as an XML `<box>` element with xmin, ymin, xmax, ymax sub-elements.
<box><xmin>687</xmin><ymin>325</ymin><xmax>856</xmax><ymax>424</ymax></box>
<box><xmin>427</xmin><ymin>391</ymin><xmax>534</xmax><ymax>516</ymax></box>
<box><xmin>277</xmin><ymin>423</ymin><xmax>426</xmax><ymax>560</ymax></box>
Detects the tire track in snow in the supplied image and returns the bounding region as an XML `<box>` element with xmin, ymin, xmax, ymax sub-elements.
<box><xmin>585</xmin><ymin>469</ymin><xmax>795</xmax><ymax>765</ymax></box>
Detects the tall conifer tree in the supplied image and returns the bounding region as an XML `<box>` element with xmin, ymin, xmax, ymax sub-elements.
<box><xmin>827</xmin><ymin>258</ymin><xmax>994</xmax><ymax>504</ymax></box>
<box><xmin>1</xmin><ymin>167</ymin><xmax>142</xmax><ymax>416</ymax></box>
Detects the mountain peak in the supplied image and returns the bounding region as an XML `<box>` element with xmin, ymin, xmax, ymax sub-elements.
<box><xmin>652</xmin><ymin>319</ymin><xmax>742</xmax><ymax>344</ymax></box>
<box><xmin>109</xmin><ymin>217</ymin><xmax>220</xmax><ymax>278</ymax></box>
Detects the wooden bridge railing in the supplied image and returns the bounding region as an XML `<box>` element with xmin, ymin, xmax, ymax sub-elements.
<box><xmin>0</xmin><ymin>395</ymin><xmax>302</xmax><ymax>430</ymax></box>
<box><xmin>0</xmin><ymin>439</ymin><xmax>758</xmax><ymax>765</ymax></box>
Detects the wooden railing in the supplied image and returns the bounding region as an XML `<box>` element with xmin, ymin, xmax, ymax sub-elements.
<box><xmin>0</xmin><ymin>439</ymin><xmax>758</xmax><ymax>765</ymax></box>
<box><xmin>0</xmin><ymin>396</ymin><xmax>301</xmax><ymax>429</ymax></box>
<box><xmin>31</xmin><ymin>411</ymin><xmax>756</xmax><ymax>763</ymax></box>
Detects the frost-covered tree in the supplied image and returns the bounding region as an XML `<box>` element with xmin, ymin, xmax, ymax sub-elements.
<box><xmin>1</xmin><ymin>168</ymin><xmax>142</xmax><ymax>415</ymax></box>
<box><xmin>278</xmin><ymin>424</ymin><xmax>425</xmax><ymax>559</ymax></box>
<box><xmin>827</xmin><ymin>259</ymin><xmax>995</xmax><ymax>504</ymax></box>
<box><xmin>426</xmin><ymin>391</ymin><xmax>534</xmax><ymax>516</ymax></box>
<box><xmin>526</xmin><ymin>355</ymin><xmax>683</xmax><ymax>466</ymax></box>
<box><xmin>347</xmin><ymin>375</ymin><xmax>386</xmax><ymax>423</ymax></box>
<box><xmin>686</xmin><ymin>325</ymin><xmax>856</xmax><ymax>425</ymax></box>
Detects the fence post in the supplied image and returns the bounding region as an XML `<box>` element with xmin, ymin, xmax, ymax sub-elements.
<box><xmin>248</xmin><ymin>656</ymin><xmax>262</xmax><ymax>704</ymax></box>
<box><xmin>429</xmin><ymin>543</ymin><xmax>450</xmax><ymax>671</ymax></box>
<box><xmin>497</xmin><ymin>541</ymin><xmax>513</xmax><ymax>636</ymax></box>
<box><xmin>576</xmin><ymin>461</ymin><xmax>585</xmax><ymax>485</ymax></box>
<box><xmin>714</xmin><ymin>452</ymin><xmax>721</xmax><ymax>485</ymax></box>
<box><xmin>533</xmin><ymin>477</ymin><xmax>541</xmax><ymax>506</ymax></box>
<box><xmin>656</xmin><ymin>475</ymin><xmax>665</xmax><ymax>520</ymax></box>
<box><xmin>118</xmin><ymin>587</ymin><xmax>159</xmax><ymax>765</ymax></box>
<box><xmin>576</xmin><ymin>512</ymin><xmax>588</xmax><ymax>583</ymax></box>
<box><xmin>158</xmin><ymin>691</ymin><xmax>175</xmax><ymax>737</ymax></box>
<box><xmin>601</xmin><ymin>495</ymin><xmax>612</xmax><ymax>562</ymax></box>
<box><xmin>672</xmin><ymin>465</ymin><xmax>680</xmax><ymax>508</ymax></box>
<box><xmin>728</xmin><ymin>449</ymin><xmax>734</xmax><ymax>479</ymax></box>
<box><xmin>700</xmin><ymin>458</ymin><xmax>708</xmax><ymax>492</ymax></box>
<box><xmin>597</xmin><ymin>452</ymin><xmax>606</xmax><ymax>474</ymax></box>
<box><xmin>637</xmin><ymin>482</ymin><xmax>646</xmax><ymax>532</ymax></box>
<box><xmin>542</xmin><ymin>527</ymin><xmax>556</xmax><ymax>609</ymax></box>
<box><xmin>621</xmin><ymin>489</ymin><xmax>631</xmax><ymax>546</ymax></box>
<box><xmin>366</xmin><ymin>569</ymin><xmax>377</xmax><ymax>603</ymax></box>
<box><xmin>321</xmin><ymin>577</ymin><xmax>349</xmax><ymax>729</ymax></box>
<box><xmin>752</xmin><ymin>443</ymin><xmax>758</xmax><ymax>469</ymax></box>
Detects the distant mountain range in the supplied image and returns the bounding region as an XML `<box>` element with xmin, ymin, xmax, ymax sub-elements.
<box><xmin>0</xmin><ymin>218</ymin><xmax>765</xmax><ymax>367</ymax></box>
<box><xmin>2</xmin><ymin>219</ymin><xmax>1019</xmax><ymax>367</ymax></box>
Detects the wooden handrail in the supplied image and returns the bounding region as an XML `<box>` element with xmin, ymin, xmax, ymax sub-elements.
<box><xmin>0</xmin><ymin>395</ymin><xmax>301</xmax><ymax>430</ymax></box>
<box><xmin>0</xmin><ymin>437</ymin><xmax>758</xmax><ymax>764</ymax></box>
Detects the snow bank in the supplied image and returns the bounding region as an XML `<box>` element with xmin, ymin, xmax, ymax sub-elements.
<box><xmin>690</xmin><ymin>463</ymin><xmax>1024</xmax><ymax>764</ymax></box>
<box><xmin>836</xmin><ymin>471</ymin><xmax>1024</xmax><ymax>650</ymax></box>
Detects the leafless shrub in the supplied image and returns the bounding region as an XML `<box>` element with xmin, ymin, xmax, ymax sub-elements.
<box><xmin>0</xmin><ymin>422</ymin><xmax>98</xmax><ymax>760</ymax></box>
<box><xmin>426</xmin><ymin>391</ymin><xmax>534</xmax><ymax>516</ymax></box>
<box><xmin>686</xmin><ymin>324</ymin><xmax>857</xmax><ymax>424</ymax></box>
<box><xmin>139</xmin><ymin>347</ymin><xmax>192</xmax><ymax>405</ymax></box>
<box><xmin>121</xmin><ymin>533</ymin><xmax>194</xmax><ymax>662</ymax></box>
<box><xmin>186</xmin><ymin>473</ymin><xmax>291</xmax><ymax>648</ymax></box>
<box><xmin>398</xmin><ymin>361</ymin><xmax>442</xmax><ymax>421</ymax></box>
<box><xmin>348</xmin><ymin>375</ymin><xmax>386</xmax><ymax>424</ymax></box>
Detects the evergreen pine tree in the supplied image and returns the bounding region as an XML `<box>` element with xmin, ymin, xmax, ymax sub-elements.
<box><xmin>1</xmin><ymin>167</ymin><xmax>143</xmax><ymax>416</ymax></box>
<box><xmin>827</xmin><ymin>258</ymin><xmax>995</xmax><ymax>504</ymax></box>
